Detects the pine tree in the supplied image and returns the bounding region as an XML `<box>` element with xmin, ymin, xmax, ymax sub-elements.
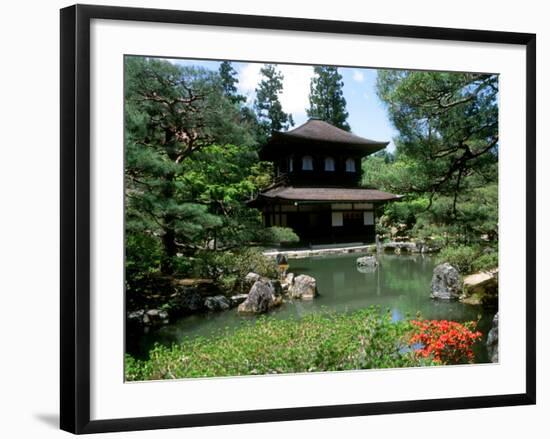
<box><xmin>254</xmin><ymin>64</ymin><xmax>294</xmax><ymax>137</ymax></box>
<box><xmin>125</xmin><ymin>57</ymin><xmax>256</xmax><ymax>275</ymax></box>
<box><xmin>307</xmin><ymin>66</ymin><xmax>350</xmax><ymax>131</ymax></box>
<box><xmin>219</xmin><ymin>61</ymin><xmax>246</xmax><ymax>104</ymax></box>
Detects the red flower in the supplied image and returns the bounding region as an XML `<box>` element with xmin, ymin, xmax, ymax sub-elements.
<box><xmin>409</xmin><ymin>319</ymin><xmax>482</xmax><ymax>365</ymax></box>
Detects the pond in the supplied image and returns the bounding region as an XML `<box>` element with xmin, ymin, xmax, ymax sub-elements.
<box><xmin>127</xmin><ymin>253</ymin><xmax>496</xmax><ymax>362</ymax></box>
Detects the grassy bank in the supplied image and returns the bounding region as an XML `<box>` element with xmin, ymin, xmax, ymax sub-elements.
<box><xmin>125</xmin><ymin>308</ymin><xmax>437</xmax><ymax>381</ymax></box>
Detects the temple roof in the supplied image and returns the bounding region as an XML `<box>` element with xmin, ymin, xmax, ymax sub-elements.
<box><xmin>252</xmin><ymin>186</ymin><xmax>401</xmax><ymax>203</ymax></box>
<box><xmin>264</xmin><ymin>119</ymin><xmax>389</xmax><ymax>157</ymax></box>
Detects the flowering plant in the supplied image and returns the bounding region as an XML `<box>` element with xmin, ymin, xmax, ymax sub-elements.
<box><xmin>409</xmin><ymin>320</ymin><xmax>482</xmax><ymax>364</ymax></box>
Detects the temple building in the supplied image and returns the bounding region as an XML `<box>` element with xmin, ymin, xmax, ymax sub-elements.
<box><xmin>249</xmin><ymin>118</ymin><xmax>401</xmax><ymax>245</ymax></box>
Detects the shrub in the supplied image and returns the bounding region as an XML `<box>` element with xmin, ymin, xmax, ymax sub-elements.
<box><xmin>437</xmin><ymin>245</ymin><xmax>498</xmax><ymax>274</ymax></box>
<box><xmin>192</xmin><ymin>247</ymin><xmax>278</xmax><ymax>292</ymax></box>
<box><xmin>125</xmin><ymin>307</ymin><xmax>436</xmax><ymax>381</ymax></box>
<box><xmin>436</xmin><ymin>245</ymin><xmax>479</xmax><ymax>274</ymax></box>
<box><xmin>409</xmin><ymin>320</ymin><xmax>482</xmax><ymax>364</ymax></box>
<box><xmin>472</xmin><ymin>251</ymin><xmax>498</xmax><ymax>272</ymax></box>
<box><xmin>262</xmin><ymin>226</ymin><xmax>300</xmax><ymax>244</ymax></box>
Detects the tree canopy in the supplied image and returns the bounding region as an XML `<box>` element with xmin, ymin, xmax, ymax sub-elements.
<box><xmin>364</xmin><ymin>70</ymin><xmax>498</xmax><ymax>250</ymax></box>
<box><xmin>307</xmin><ymin>66</ymin><xmax>350</xmax><ymax>131</ymax></box>
<box><xmin>219</xmin><ymin>61</ymin><xmax>246</xmax><ymax>105</ymax></box>
<box><xmin>125</xmin><ymin>57</ymin><xmax>273</xmax><ymax>278</ymax></box>
<box><xmin>254</xmin><ymin>64</ymin><xmax>294</xmax><ymax>137</ymax></box>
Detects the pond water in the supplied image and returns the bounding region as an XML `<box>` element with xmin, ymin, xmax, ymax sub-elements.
<box><xmin>127</xmin><ymin>253</ymin><xmax>496</xmax><ymax>362</ymax></box>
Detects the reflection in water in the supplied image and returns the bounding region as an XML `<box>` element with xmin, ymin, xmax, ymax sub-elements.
<box><xmin>127</xmin><ymin>253</ymin><xmax>495</xmax><ymax>362</ymax></box>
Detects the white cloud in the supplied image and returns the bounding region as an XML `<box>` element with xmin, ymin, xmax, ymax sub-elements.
<box><xmin>237</xmin><ymin>63</ymin><xmax>314</xmax><ymax>125</ymax></box>
<box><xmin>353</xmin><ymin>70</ymin><xmax>365</xmax><ymax>82</ymax></box>
<box><xmin>237</xmin><ymin>63</ymin><xmax>263</xmax><ymax>105</ymax></box>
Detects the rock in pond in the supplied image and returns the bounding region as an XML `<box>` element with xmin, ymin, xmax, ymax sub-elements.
<box><xmin>288</xmin><ymin>274</ymin><xmax>317</xmax><ymax>300</ymax></box>
<box><xmin>460</xmin><ymin>270</ymin><xmax>498</xmax><ymax>306</ymax></box>
<box><xmin>356</xmin><ymin>255</ymin><xmax>378</xmax><ymax>273</ymax></box>
<box><xmin>128</xmin><ymin>309</ymin><xmax>169</xmax><ymax>329</ymax></box>
<box><xmin>229</xmin><ymin>294</ymin><xmax>249</xmax><ymax>307</ymax></box>
<box><xmin>127</xmin><ymin>309</ymin><xmax>145</xmax><ymax>327</ymax></box>
<box><xmin>431</xmin><ymin>262</ymin><xmax>461</xmax><ymax>300</ymax></box>
<box><xmin>281</xmin><ymin>272</ymin><xmax>295</xmax><ymax>292</ymax></box>
<box><xmin>238</xmin><ymin>279</ymin><xmax>282</xmax><ymax>314</ymax></box>
<box><xmin>178</xmin><ymin>288</ymin><xmax>205</xmax><ymax>313</ymax></box>
<box><xmin>145</xmin><ymin>309</ymin><xmax>170</xmax><ymax>325</ymax></box>
<box><xmin>486</xmin><ymin>312</ymin><xmax>499</xmax><ymax>363</ymax></box>
<box><xmin>244</xmin><ymin>272</ymin><xmax>261</xmax><ymax>285</ymax></box>
<box><xmin>204</xmin><ymin>295</ymin><xmax>231</xmax><ymax>312</ymax></box>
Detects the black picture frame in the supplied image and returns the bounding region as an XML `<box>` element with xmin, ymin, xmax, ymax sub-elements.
<box><xmin>60</xmin><ymin>4</ymin><xmax>536</xmax><ymax>434</ymax></box>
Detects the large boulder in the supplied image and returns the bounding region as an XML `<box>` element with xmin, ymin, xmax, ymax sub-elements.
<box><xmin>178</xmin><ymin>288</ymin><xmax>205</xmax><ymax>313</ymax></box>
<box><xmin>229</xmin><ymin>294</ymin><xmax>249</xmax><ymax>307</ymax></box>
<box><xmin>238</xmin><ymin>279</ymin><xmax>282</xmax><ymax>314</ymax></box>
<box><xmin>238</xmin><ymin>272</ymin><xmax>262</xmax><ymax>293</ymax></box>
<box><xmin>281</xmin><ymin>272</ymin><xmax>295</xmax><ymax>293</ymax></box>
<box><xmin>431</xmin><ymin>263</ymin><xmax>461</xmax><ymax>300</ymax></box>
<box><xmin>356</xmin><ymin>255</ymin><xmax>378</xmax><ymax>273</ymax></box>
<box><xmin>127</xmin><ymin>309</ymin><xmax>145</xmax><ymax>329</ymax></box>
<box><xmin>486</xmin><ymin>312</ymin><xmax>499</xmax><ymax>363</ymax></box>
<box><xmin>144</xmin><ymin>309</ymin><xmax>170</xmax><ymax>325</ymax></box>
<box><xmin>128</xmin><ymin>309</ymin><xmax>169</xmax><ymax>330</ymax></box>
<box><xmin>204</xmin><ymin>295</ymin><xmax>231</xmax><ymax>312</ymax></box>
<box><xmin>460</xmin><ymin>270</ymin><xmax>498</xmax><ymax>306</ymax></box>
<box><xmin>288</xmin><ymin>274</ymin><xmax>318</xmax><ymax>300</ymax></box>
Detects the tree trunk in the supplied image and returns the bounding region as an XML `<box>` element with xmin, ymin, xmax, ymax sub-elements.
<box><xmin>160</xmin><ymin>168</ymin><xmax>177</xmax><ymax>276</ymax></box>
<box><xmin>161</xmin><ymin>220</ymin><xmax>177</xmax><ymax>275</ymax></box>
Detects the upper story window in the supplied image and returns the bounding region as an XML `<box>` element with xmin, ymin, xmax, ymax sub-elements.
<box><xmin>302</xmin><ymin>155</ymin><xmax>314</xmax><ymax>171</ymax></box>
<box><xmin>345</xmin><ymin>158</ymin><xmax>356</xmax><ymax>173</ymax></box>
<box><xmin>324</xmin><ymin>157</ymin><xmax>335</xmax><ymax>171</ymax></box>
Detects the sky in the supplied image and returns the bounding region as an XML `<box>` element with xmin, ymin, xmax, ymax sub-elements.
<box><xmin>168</xmin><ymin>58</ymin><xmax>399</xmax><ymax>151</ymax></box>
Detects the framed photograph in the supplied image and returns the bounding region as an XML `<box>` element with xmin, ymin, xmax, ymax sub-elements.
<box><xmin>60</xmin><ymin>4</ymin><xmax>536</xmax><ymax>434</ymax></box>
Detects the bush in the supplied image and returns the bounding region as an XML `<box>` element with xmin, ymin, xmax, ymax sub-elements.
<box><xmin>436</xmin><ymin>245</ymin><xmax>478</xmax><ymax>274</ymax></box>
<box><xmin>409</xmin><ymin>320</ymin><xmax>482</xmax><ymax>364</ymax></box>
<box><xmin>125</xmin><ymin>307</ymin><xmax>437</xmax><ymax>381</ymax></box>
<box><xmin>262</xmin><ymin>226</ymin><xmax>299</xmax><ymax>244</ymax></box>
<box><xmin>192</xmin><ymin>247</ymin><xmax>278</xmax><ymax>292</ymax></box>
<box><xmin>436</xmin><ymin>245</ymin><xmax>498</xmax><ymax>274</ymax></box>
<box><xmin>472</xmin><ymin>251</ymin><xmax>498</xmax><ymax>272</ymax></box>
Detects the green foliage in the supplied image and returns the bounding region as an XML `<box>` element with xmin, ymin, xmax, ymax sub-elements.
<box><xmin>190</xmin><ymin>248</ymin><xmax>278</xmax><ymax>292</ymax></box>
<box><xmin>436</xmin><ymin>245</ymin><xmax>497</xmax><ymax>274</ymax></box>
<box><xmin>125</xmin><ymin>57</ymin><xmax>278</xmax><ymax>282</ymax></box>
<box><xmin>125</xmin><ymin>307</ymin><xmax>435</xmax><ymax>380</ymax></box>
<box><xmin>436</xmin><ymin>245</ymin><xmax>479</xmax><ymax>273</ymax></box>
<box><xmin>261</xmin><ymin>226</ymin><xmax>300</xmax><ymax>244</ymax></box>
<box><xmin>365</xmin><ymin>70</ymin><xmax>498</xmax><ymax>255</ymax></box>
<box><xmin>254</xmin><ymin>64</ymin><xmax>294</xmax><ymax>136</ymax></box>
<box><xmin>472</xmin><ymin>250</ymin><xmax>498</xmax><ymax>273</ymax></box>
<box><xmin>307</xmin><ymin>66</ymin><xmax>350</xmax><ymax>131</ymax></box>
<box><xmin>218</xmin><ymin>61</ymin><xmax>246</xmax><ymax>104</ymax></box>
<box><xmin>125</xmin><ymin>232</ymin><xmax>164</xmax><ymax>306</ymax></box>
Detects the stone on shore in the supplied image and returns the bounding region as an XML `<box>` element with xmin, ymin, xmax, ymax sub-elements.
<box><xmin>128</xmin><ymin>308</ymin><xmax>169</xmax><ymax>328</ymax></box>
<box><xmin>281</xmin><ymin>272</ymin><xmax>295</xmax><ymax>292</ymax></box>
<box><xmin>288</xmin><ymin>274</ymin><xmax>318</xmax><ymax>300</ymax></box>
<box><xmin>204</xmin><ymin>295</ymin><xmax>231</xmax><ymax>312</ymax></box>
<box><xmin>460</xmin><ymin>270</ymin><xmax>498</xmax><ymax>306</ymax></box>
<box><xmin>486</xmin><ymin>312</ymin><xmax>499</xmax><ymax>363</ymax></box>
<box><xmin>431</xmin><ymin>262</ymin><xmax>461</xmax><ymax>300</ymax></box>
<box><xmin>238</xmin><ymin>279</ymin><xmax>282</xmax><ymax>314</ymax></box>
<box><xmin>178</xmin><ymin>288</ymin><xmax>205</xmax><ymax>313</ymax></box>
<box><xmin>229</xmin><ymin>294</ymin><xmax>249</xmax><ymax>307</ymax></box>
